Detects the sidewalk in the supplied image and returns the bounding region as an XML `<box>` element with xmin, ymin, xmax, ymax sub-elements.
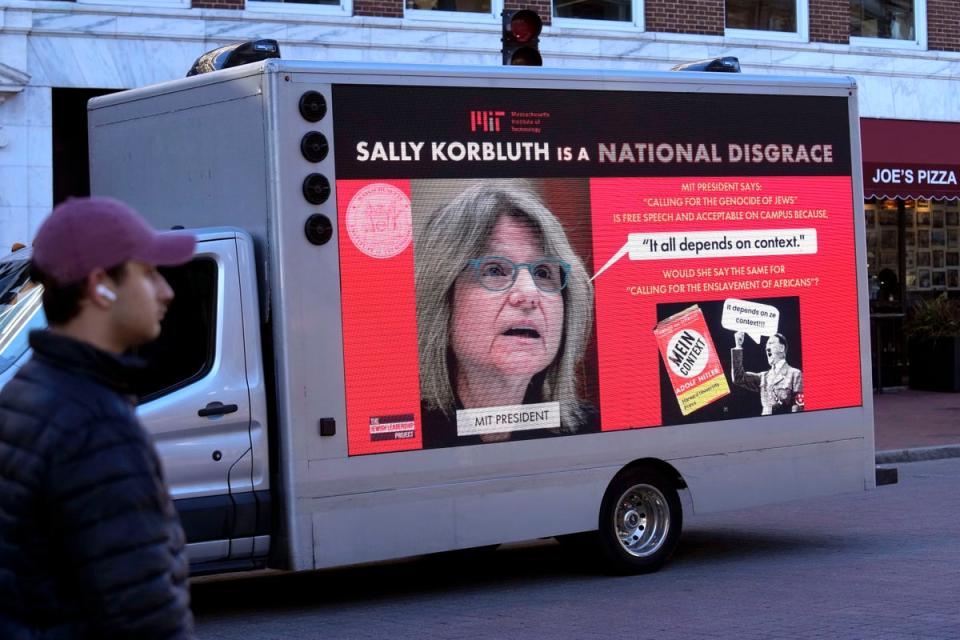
<box><xmin>873</xmin><ymin>388</ymin><xmax>960</xmax><ymax>463</ymax></box>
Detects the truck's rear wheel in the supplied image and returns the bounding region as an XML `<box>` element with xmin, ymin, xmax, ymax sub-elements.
<box><xmin>597</xmin><ymin>468</ymin><xmax>682</xmax><ymax>574</ymax></box>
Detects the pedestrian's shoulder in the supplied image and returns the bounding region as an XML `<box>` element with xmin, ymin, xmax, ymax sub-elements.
<box><xmin>1</xmin><ymin>357</ymin><xmax>139</xmax><ymax>457</ymax></box>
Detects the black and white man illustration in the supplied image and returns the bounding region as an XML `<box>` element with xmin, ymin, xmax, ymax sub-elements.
<box><xmin>731</xmin><ymin>331</ymin><xmax>804</xmax><ymax>415</ymax></box>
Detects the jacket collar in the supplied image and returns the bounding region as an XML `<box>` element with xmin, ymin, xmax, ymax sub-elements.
<box><xmin>28</xmin><ymin>330</ymin><xmax>146</xmax><ymax>395</ymax></box>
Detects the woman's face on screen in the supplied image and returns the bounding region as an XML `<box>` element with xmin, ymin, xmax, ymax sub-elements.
<box><xmin>450</xmin><ymin>215</ymin><xmax>565</xmax><ymax>383</ymax></box>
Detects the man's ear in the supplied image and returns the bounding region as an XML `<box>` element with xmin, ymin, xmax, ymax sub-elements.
<box><xmin>85</xmin><ymin>268</ymin><xmax>115</xmax><ymax>309</ymax></box>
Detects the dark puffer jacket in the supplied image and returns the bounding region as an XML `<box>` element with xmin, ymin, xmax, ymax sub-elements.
<box><xmin>0</xmin><ymin>331</ymin><xmax>193</xmax><ymax>639</ymax></box>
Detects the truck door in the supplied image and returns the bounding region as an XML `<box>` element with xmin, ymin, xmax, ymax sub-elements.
<box><xmin>135</xmin><ymin>232</ymin><xmax>269</xmax><ymax>569</ymax></box>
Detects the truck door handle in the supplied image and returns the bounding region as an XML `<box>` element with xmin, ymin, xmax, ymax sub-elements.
<box><xmin>198</xmin><ymin>401</ymin><xmax>239</xmax><ymax>417</ymax></box>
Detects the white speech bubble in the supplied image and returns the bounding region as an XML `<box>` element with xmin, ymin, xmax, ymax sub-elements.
<box><xmin>591</xmin><ymin>229</ymin><xmax>817</xmax><ymax>281</ymax></box>
<box><xmin>591</xmin><ymin>242</ymin><xmax>629</xmax><ymax>281</ymax></box>
<box><xmin>721</xmin><ymin>298</ymin><xmax>780</xmax><ymax>344</ymax></box>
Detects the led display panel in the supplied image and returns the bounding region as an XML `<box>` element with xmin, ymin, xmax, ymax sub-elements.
<box><xmin>333</xmin><ymin>84</ymin><xmax>861</xmax><ymax>455</ymax></box>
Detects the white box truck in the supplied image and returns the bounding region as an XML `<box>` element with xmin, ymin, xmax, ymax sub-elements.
<box><xmin>0</xmin><ymin>60</ymin><xmax>874</xmax><ymax>575</ymax></box>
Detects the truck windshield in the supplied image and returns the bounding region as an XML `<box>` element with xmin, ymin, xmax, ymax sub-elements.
<box><xmin>0</xmin><ymin>259</ymin><xmax>46</xmax><ymax>377</ymax></box>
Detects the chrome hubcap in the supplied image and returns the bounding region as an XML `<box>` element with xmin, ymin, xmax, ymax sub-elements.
<box><xmin>614</xmin><ymin>483</ymin><xmax>670</xmax><ymax>558</ymax></box>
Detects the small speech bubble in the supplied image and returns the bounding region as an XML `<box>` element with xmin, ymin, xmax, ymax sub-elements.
<box><xmin>721</xmin><ymin>298</ymin><xmax>780</xmax><ymax>343</ymax></box>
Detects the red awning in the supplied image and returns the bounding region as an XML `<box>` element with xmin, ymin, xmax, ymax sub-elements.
<box><xmin>861</xmin><ymin>118</ymin><xmax>960</xmax><ymax>200</ymax></box>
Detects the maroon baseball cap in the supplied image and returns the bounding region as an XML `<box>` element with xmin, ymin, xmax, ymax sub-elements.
<box><xmin>32</xmin><ymin>197</ymin><xmax>196</xmax><ymax>285</ymax></box>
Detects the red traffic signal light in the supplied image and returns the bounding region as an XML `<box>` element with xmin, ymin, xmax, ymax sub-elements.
<box><xmin>502</xmin><ymin>10</ymin><xmax>543</xmax><ymax>66</ymax></box>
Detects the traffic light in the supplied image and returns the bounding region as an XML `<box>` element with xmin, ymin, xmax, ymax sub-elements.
<box><xmin>501</xmin><ymin>10</ymin><xmax>543</xmax><ymax>66</ymax></box>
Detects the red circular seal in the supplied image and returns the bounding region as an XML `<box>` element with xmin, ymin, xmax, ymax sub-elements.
<box><xmin>346</xmin><ymin>183</ymin><xmax>412</xmax><ymax>259</ymax></box>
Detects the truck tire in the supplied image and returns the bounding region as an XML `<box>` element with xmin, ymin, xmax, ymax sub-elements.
<box><xmin>597</xmin><ymin>467</ymin><xmax>682</xmax><ymax>574</ymax></box>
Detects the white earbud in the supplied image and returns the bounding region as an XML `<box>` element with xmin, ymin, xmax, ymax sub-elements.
<box><xmin>95</xmin><ymin>284</ymin><xmax>117</xmax><ymax>302</ymax></box>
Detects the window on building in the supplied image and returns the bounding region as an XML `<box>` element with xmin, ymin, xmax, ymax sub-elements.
<box><xmin>406</xmin><ymin>0</ymin><xmax>486</xmax><ymax>11</ymax></box>
<box><xmin>554</xmin><ymin>0</ymin><xmax>633</xmax><ymax>23</ymax></box>
<box><xmin>77</xmin><ymin>0</ymin><xmax>189</xmax><ymax>8</ymax></box>
<box><xmin>246</xmin><ymin>0</ymin><xmax>352</xmax><ymax>16</ymax></box>
<box><xmin>726</xmin><ymin>0</ymin><xmax>797</xmax><ymax>32</ymax></box>
<box><xmin>249</xmin><ymin>0</ymin><xmax>341</xmax><ymax>5</ymax></box>
<box><xmin>850</xmin><ymin>0</ymin><xmax>916</xmax><ymax>40</ymax></box>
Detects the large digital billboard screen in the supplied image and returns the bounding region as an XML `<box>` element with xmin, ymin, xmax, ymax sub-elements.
<box><xmin>332</xmin><ymin>84</ymin><xmax>862</xmax><ymax>455</ymax></box>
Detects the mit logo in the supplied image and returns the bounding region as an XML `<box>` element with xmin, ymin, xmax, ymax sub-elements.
<box><xmin>470</xmin><ymin>111</ymin><xmax>506</xmax><ymax>132</ymax></box>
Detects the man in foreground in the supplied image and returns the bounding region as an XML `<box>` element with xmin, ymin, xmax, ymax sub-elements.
<box><xmin>0</xmin><ymin>197</ymin><xmax>197</xmax><ymax>639</ymax></box>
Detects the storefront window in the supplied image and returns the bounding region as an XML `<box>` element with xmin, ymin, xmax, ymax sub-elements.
<box><xmin>850</xmin><ymin>0</ymin><xmax>916</xmax><ymax>40</ymax></box>
<box><xmin>865</xmin><ymin>198</ymin><xmax>902</xmax><ymax>305</ymax></box>
<box><xmin>864</xmin><ymin>197</ymin><xmax>907</xmax><ymax>388</ymax></box>
<box><xmin>908</xmin><ymin>200</ymin><xmax>959</xmax><ymax>292</ymax></box>
<box><xmin>865</xmin><ymin>197</ymin><xmax>960</xmax><ymax>387</ymax></box>
<box><xmin>865</xmin><ymin>198</ymin><xmax>960</xmax><ymax>298</ymax></box>
<box><xmin>726</xmin><ymin>0</ymin><xmax>797</xmax><ymax>32</ymax></box>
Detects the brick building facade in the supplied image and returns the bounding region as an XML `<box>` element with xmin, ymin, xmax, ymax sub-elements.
<box><xmin>2</xmin><ymin>0</ymin><xmax>960</xmax><ymax>254</ymax></box>
<box><xmin>166</xmin><ymin>0</ymin><xmax>960</xmax><ymax>52</ymax></box>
